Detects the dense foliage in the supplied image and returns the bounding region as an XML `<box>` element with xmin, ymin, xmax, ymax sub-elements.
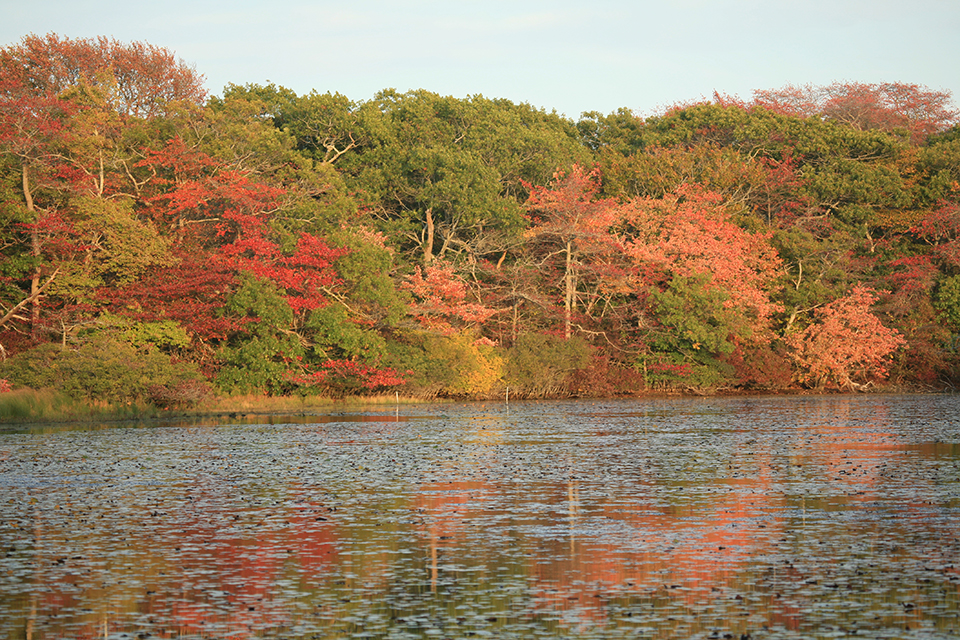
<box><xmin>2</xmin><ymin>34</ymin><xmax>958</xmax><ymax>405</ymax></box>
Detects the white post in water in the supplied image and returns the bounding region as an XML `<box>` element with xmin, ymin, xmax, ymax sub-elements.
<box><xmin>506</xmin><ymin>386</ymin><xmax>509</xmax><ymax>406</ymax></box>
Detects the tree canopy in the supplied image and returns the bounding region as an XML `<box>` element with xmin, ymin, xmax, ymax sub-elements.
<box><xmin>2</xmin><ymin>35</ymin><xmax>958</xmax><ymax>402</ymax></box>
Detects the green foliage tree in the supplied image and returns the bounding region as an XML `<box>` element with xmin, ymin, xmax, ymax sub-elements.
<box><xmin>644</xmin><ymin>274</ymin><xmax>738</xmax><ymax>389</ymax></box>
<box><xmin>934</xmin><ymin>274</ymin><xmax>960</xmax><ymax>329</ymax></box>
<box><xmin>215</xmin><ymin>273</ymin><xmax>303</xmax><ymax>395</ymax></box>
<box><xmin>595</xmin><ymin>102</ymin><xmax>915</xmax><ymax>231</ymax></box>
<box><xmin>304</xmin><ymin>303</ymin><xmax>387</xmax><ymax>364</ymax></box>
<box><xmin>276</xmin><ymin>88</ymin><xmax>590</xmax><ymax>263</ymax></box>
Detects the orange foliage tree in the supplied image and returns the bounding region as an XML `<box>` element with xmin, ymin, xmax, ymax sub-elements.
<box><xmin>0</xmin><ymin>33</ymin><xmax>206</xmax><ymax>118</ymax></box>
<box><xmin>523</xmin><ymin>165</ymin><xmax>624</xmax><ymax>339</ymax></box>
<box><xmin>787</xmin><ymin>286</ymin><xmax>906</xmax><ymax>390</ymax></box>
<box><xmin>614</xmin><ymin>185</ymin><xmax>784</xmax><ymax>387</ymax></box>
<box><xmin>401</xmin><ymin>262</ymin><xmax>498</xmax><ymax>334</ymax></box>
<box><xmin>619</xmin><ymin>185</ymin><xmax>784</xmax><ymax>336</ymax></box>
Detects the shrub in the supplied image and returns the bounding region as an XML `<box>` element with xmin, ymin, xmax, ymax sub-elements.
<box><xmin>146</xmin><ymin>379</ymin><xmax>212</xmax><ymax>409</ymax></box>
<box><xmin>0</xmin><ymin>335</ymin><xmax>209</xmax><ymax>407</ymax></box>
<box><xmin>641</xmin><ymin>352</ymin><xmax>734</xmax><ymax>391</ymax></box>
<box><xmin>567</xmin><ymin>355</ymin><xmax>645</xmax><ymax>397</ymax></box>
<box><xmin>385</xmin><ymin>331</ymin><xmax>503</xmax><ymax>398</ymax></box>
<box><xmin>722</xmin><ymin>341</ymin><xmax>794</xmax><ymax>390</ymax></box>
<box><xmin>288</xmin><ymin>359</ymin><xmax>406</xmax><ymax>398</ymax></box>
<box><xmin>504</xmin><ymin>333</ymin><xmax>592</xmax><ymax>398</ymax></box>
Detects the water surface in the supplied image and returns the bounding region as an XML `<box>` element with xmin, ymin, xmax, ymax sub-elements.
<box><xmin>1</xmin><ymin>395</ymin><xmax>959</xmax><ymax>638</ymax></box>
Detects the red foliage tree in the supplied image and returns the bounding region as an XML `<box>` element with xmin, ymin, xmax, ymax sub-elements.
<box><xmin>138</xmin><ymin>138</ymin><xmax>348</xmax><ymax>316</ymax></box>
<box><xmin>752</xmin><ymin>82</ymin><xmax>958</xmax><ymax>143</ymax></box>
<box><xmin>0</xmin><ymin>64</ymin><xmax>78</xmax><ymax>336</ymax></box>
<box><xmin>219</xmin><ymin>230</ymin><xmax>346</xmax><ymax>314</ymax></box>
<box><xmin>0</xmin><ymin>33</ymin><xmax>205</xmax><ymax>341</ymax></box>
<box><xmin>0</xmin><ymin>33</ymin><xmax>205</xmax><ymax>117</ymax></box>
<box><xmin>136</xmin><ymin>138</ymin><xmax>283</xmax><ymax>244</ymax></box>
<box><xmin>98</xmin><ymin>252</ymin><xmax>240</xmax><ymax>345</ymax></box>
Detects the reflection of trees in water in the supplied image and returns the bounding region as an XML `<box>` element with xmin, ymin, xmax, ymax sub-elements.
<box><xmin>413</xmin><ymin>480</ymin><xmax>494</xmax><ymax>592</ymax></box>
<box><xmin>523</xmin><ymin>470</ymin><xmax>796</xmax><ymax>632</ymax></box>
<box><xmin>14</xmin><ymin>472</ymin><xmax>343</xmax><ymax>638</ymax></box>
<box><xmin>4</xmin><ymin>397</ymin><xmax>959</xmax><ymax>637</ymax></box>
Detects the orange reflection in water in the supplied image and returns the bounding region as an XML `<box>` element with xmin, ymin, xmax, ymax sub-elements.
<box><xmin>525</xmin><ymin>470</ymin><xmax>799</xmax><ymax>631</ymax></box>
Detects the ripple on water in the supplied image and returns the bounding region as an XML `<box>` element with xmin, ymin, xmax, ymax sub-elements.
<box><xmin>0</xmin><ymin>395</ymin><xmax>959</xmax><ymax>638</ymax></box>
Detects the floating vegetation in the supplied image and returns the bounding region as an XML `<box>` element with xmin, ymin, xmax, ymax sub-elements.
<box><xmin>0</xmin><ymin>395</ymin><xmax>958</xmax><ymax>638</ymax></box>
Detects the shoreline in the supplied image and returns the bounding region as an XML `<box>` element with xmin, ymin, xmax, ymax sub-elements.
<box><xmin>1</xmin><ymin>382</ymin><xmax>952</xmax><ymax>426</ymax></box>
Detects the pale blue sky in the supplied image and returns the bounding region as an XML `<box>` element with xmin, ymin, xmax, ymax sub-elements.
<box><xmin>5</xmin><ymin>0</ymin><xmax>959</xmax><ymax>119</ymax></box>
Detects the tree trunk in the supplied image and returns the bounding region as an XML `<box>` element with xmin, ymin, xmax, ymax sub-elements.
<box><xmin>564</xmin><ymin>240</ymin><xmax>574</xmax><ymax>339</ymax></box>
<box><xmin>423</xmin><ymin>208</ymin><xmax>434</xmax><ymax>265</ymax></box>
<box><xmin>22</xmin><ymin>163</ymin><xmax>41</xmax><ymax>336</ymax></box>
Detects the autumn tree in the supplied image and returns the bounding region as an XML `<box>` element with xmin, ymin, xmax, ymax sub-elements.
<box><xmin>787</xmin><ymin>286</ymin><xmax>905</xmax><ymax>390</ymax></box>
<box><xmin>0</xmin><ymin>33</ymin><xmax>205</xmax><ymax>118</ymax></box>
<box><xmin>98</xmin><ymin>252</ymin><xmax>238</xmax><ymax>347</ymax></box>
<box><xmin>400</xmin><ymin>261</ymin><xmax>498</xmax><ymax>334</ymax></box>
<box><xmin>619</xmin><ymin>186</ymin><xmax>783</xmax><ymax>331</ymax></box>
<box><xmin>199</xmin><ymin>84</ymin><xmax>363</xmax><ymax>238</ymax></box>
<box><xmin>615</xmin><ymin>186</ymin><xmax>784</xmax><ymax>386</ymax></box>
<box><xmin>0</xmin><ymin>33</ymin><xmax>205</xmax><ymax>343</ymax></box>
<box><xmin>752</xmin><ymin>82</ymin><xmax>958</xmax><ymax>144</ymax></box>
<box><xmin>523</xmin><ymin>165</ymin><xmax>623</xmax><ymax>339</ymax></box>
<box><xmin>0</xmin><ymin>64</ymin><xmax>75</xmax><ymax>336</ymax></box>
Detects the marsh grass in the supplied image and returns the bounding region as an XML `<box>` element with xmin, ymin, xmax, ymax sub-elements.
<box><xmin>0</xmin><ymin>388</ymin><xmax>431</xmax><ymax>423</ymax></box>
<box><xmin>195</xmin><ymin>392</ymin><xmax>430</xmax><ymax>415</ymax></box>
<box><xmin>0</xmin><ymin>388</ymin><xmax>160</xmax><ymax>422</ymax></box>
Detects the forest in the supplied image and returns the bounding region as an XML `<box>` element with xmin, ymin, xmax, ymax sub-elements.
<box><xmin>2</xmin><ymin>33</ymin><xmax>960</xmax><ymax>413</ymax></box>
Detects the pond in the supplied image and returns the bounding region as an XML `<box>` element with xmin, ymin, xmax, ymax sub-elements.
<box><xmin>1</xmin><ymin>394</ymin><xmax>959</xmax><ymax>639</ymax></box>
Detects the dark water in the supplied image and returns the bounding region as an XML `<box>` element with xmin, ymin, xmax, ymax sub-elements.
<box><xmin>1</xmin><ymin>395</ymin><xmax>959</xmax><ymax>639</ymax></box>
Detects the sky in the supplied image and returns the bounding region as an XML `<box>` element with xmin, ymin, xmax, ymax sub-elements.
<box><xmin>4</xmin><ymin>0</ymin><xmax>960</xmax><ymax>119</ymax></box>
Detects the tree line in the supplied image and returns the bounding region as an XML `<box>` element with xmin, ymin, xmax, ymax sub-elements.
<box><xmin>2</xmin><ymin>33</ymin><xmax>959</xmax><ymax>408</ymax></box>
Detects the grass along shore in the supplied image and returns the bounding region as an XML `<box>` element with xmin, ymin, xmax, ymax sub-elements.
<box><xmin>0</xmin><ymin>388</ymin><xmax>431</xmax><ymax>424</ymax></box>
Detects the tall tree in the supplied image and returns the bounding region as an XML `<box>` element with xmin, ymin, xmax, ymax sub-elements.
<box><xmin>0</xmin><ymin>33</ymin><xmax>205</xmax><ymax>118</ymax></box>
<box><xmin>0</xmin><ymin>33</ymin><xmax>205</xmax><ymax>342</ymax></box>
<box><xmin>278</xmin><ymin>89</ymin><xmax>589</xmax><ymax>264</ymax></box>
<box><xmin>619</xmin><ymin>185</ymin><xmax>784</xmax><ymax>334</ymax></box>
<box><xmin>523</xmin><ymin>165</ymin><xmax>623</xmax><ymax>339</ymax></box>
<box><xmin>615</xmin><ymin>186</ymin><xmax>784</xmax><ymax>387</ymax></box>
